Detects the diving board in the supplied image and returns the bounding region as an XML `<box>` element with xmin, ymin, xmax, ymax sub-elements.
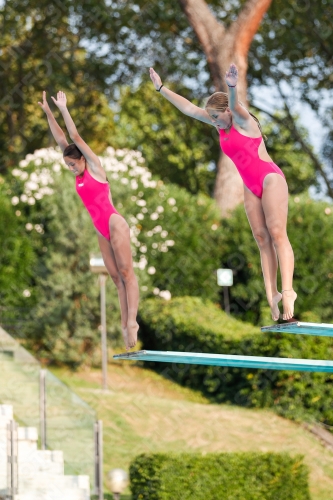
<box><xmin>261</xmin><ymin>321</ymin><xmax>333</xmax><ymax>337</ymax></box>
<box><xmin>114</xmin><ymin>350</ymin><xmax>333</xmax><ymax>373</ymax></box>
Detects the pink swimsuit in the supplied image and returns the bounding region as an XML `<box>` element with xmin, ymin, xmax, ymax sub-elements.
<box><xmin>76</xmin><ymin>168</ymin><xmax>120</xmax><ymax>240</ymax></box>
<box><xmin>219</xmin><ymin>125</ymin><xmax>285</xmax><ymax>198</ymax></box>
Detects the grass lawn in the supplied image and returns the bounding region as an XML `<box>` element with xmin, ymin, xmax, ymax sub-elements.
<box><xmin>51</xmin><ymin>359</ymin><xmax>333</xmax><ymax>500</ymax></box>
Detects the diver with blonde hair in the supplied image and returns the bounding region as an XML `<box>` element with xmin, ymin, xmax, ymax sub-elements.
<box><xmin>150</xmin><ymin>63</ymin><xmax>297</xmax><ymax>321</ymax></box>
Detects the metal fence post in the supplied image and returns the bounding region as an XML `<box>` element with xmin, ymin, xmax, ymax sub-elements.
<box><xmin>100</xmin><ymin>274</ymin><xmax>108</xmax><ymax>391</ymax></box>
<box><xmin>7</xmin><ymin>419</ymin><xmax>18</xmax><ymax>499</ymax></box>
<box><xmin>39</xmin><ymin>369</ymin><xmax>46</xmax><ymax>450</ymax></box>
<box><xmin>94</xmin><ymin>420</ymin><xmax>104</xmax><ymax>499</ymax></box>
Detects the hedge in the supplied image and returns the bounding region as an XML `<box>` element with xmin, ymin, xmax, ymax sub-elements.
<box><xmin>138</xmin><ymin>296</ymin><xmax>333</xmax><ymax>425</ymax></box>
<box><xmin>130</xmin><ymin>452</ymin><xmax>310</xmax><ymax>500</ymax></box>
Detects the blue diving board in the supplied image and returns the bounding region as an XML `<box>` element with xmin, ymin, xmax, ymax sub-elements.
<box><xmin>113</xmin><ymin>350</ymin><xmax>333</xmax><ymax>373</ymax></box>
<box><xmin>261</xmin><ymin>321</ymin><xmax>333</xmax><ymax>337</ymax></box>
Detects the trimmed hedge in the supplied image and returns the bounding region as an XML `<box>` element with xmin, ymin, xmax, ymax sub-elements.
<box><xmin>130</xmin><ymin>452</ymin><xmax>310</xmax><ymax>500</ymax></box>
<box><xmin>139</xmin><ymin>296</ymin><xmax>333</xmax><ymax>425</ymax></box>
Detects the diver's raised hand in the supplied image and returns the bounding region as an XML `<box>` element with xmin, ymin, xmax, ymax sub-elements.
<box><xmin>38</xmin><ymin>91</ymin><xmax>52</xmax><ymax>114</ymax></box>
<box><xmin>225</xmin><ymin>63</ymin><xmax>238</xmax><ymax>87</ymax></box>
<box><xmin>149</xmin><ymin>67</ymin><xmax>163</xmax><ymax>90</ymax></box>
<box><xmin>51</xmin><ymin>91</ymin><xmax>67</xmax><ymax>110</ymax></box>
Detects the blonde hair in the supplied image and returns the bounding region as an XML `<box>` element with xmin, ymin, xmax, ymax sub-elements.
<box><xmin>205</xmin><ymin>92</ymin><xmax>266</xmax><ymax>139</ymax></box>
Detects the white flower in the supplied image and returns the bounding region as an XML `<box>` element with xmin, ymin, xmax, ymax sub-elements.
<box><xmin>159</xmin><ymin>290</ymin><xmax>171</xmax><ymax>300</ymax></box>
<box><xmin>34</xmin><ymin>224</ymin><xmax>44</xmax><ymax>233</ymax></box>
<box><xmin>166</xmin><ymin>240</ymin><xmax>175</xmax><ymax>246</ymax></box>
<box><xmin>11</xmin><ymin>196</ymin><xmax>19</xmax><ymax>205</ymax></box>
<box><xmin>12</xmin><ymin>168</ymin><xmax>22</xmax><ymax>177</ymax></box>
<box><xmin>21</xmin><ymin>194</ymin><xmax>28</xmax><ymax>202</ymax></box>
<box><xmin>140</xmin><ymin>245</ymin><xmax>147</xmax><ymax>253</ymax></box>
<box><xmin>23</xmin><ymin>289</ymin><xmax>31</xmax><ymax>297</ymax></box>
<box><xmin>53</xmin><ymin>163</ymin><xmax>61</xmax><ymax>172</ymax></box>
<box><xmin>121</xmin><ymin>177</ymin><xmax>129</xmax><ymax>184</ymax></box>
<box><xmin>153</xmin><ymin>288</ymin><xmax>160</xmax><ymax>295</ymax></box>
<box><xmin>153</xmin><ymin>225</ymin><xmax>162</xmax><ymax>233</ymax></box>
<box><xmin>156</xmin><ymin>205</ymin><xmax>164</xmax><ymax>213</ymax></box>
<box><xmin>25</xmin><ymin>223</ymin><xmax>33</xmax><ymax>230</ymax></box>
<box><xmin>137</xmin><ymin>213</ymin><xmax>144</xmax><ymax>220</ymax></box>
<box><xmin>168</xmin><ymin>197</ymin><xmax>176</xmax><ymax>206</ymax></box>
<box><xmin>152</xmin><ymin>243</ymin><xmax>158</xmax><ymax>249</ymax></box>
<box><xmin>150</xmin><ymin>213</ymin><xmax>159</xmax><ymax>220</ymax></box>
<box><xmin>28</xmin><ymin>197</ymin><xmax>36</xmax><ymax>205</ymax></box>
<box><xmin>26</xmin><ymin>181</ymin><xmax>39</xmax><ymax>191</ymax></box>
<box><xmin>136</xmin><ymin>199</ymin><xmax>146</xmax><ymax>207</ymax></box>
<box><xmin>161</xmin><ymin>230</ymin><xmax>168</xmax><ymax>238</ymax></box>
<box><xmin>211</xmin><ymin>224</ymin><xmax>218</xmax><ymax>230</ymax></box>
<box><xmin>148</xmin><ymin>266</ymin><xmax>156</xmax><ymax>275</ymax></box>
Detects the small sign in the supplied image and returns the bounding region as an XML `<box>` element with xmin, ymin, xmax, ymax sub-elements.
<box><xmin>90</xmin><ymin>254</ymin><xmax>108</xmax><ymax>274</ymax></box>
<box><xmin>217</xmin><ymin>268</ymin><xmax>233</xmax><ymax>287</ymax></box>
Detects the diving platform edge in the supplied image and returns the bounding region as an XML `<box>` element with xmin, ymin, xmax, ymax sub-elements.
<box><xmin>261</xmin><ymin>321</ymin><xmax>333</xmax><ymax>337</ymax></box>
<box><xmin>113</xmin><ymin>350</ymin><xmax>333</xmax><ymax>373</ymax></box>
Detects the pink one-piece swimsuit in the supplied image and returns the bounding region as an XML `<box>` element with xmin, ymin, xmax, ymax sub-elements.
<box><xmin>75</xmin><ymin>168</ymin><xmax>120</xmax><ymax>240</ymax></box>
<box><xmin>219</xmin><ymin>125</ymin><xmax>285</xmax><ymax>198</ymax></box>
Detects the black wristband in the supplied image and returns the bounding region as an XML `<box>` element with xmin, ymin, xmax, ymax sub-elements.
<box><xmin>156</xmin><ymin>84</ymin><xmax>164</xmax><ymax>92</ymax></box>
<box><xmin>227</xmin><ymin>84</ymin><xmax>236</xmax><ymax>88</ymax></box>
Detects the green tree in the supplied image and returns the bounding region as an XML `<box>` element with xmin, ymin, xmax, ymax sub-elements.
<box><xmin>248</xmin><ymin>0</ymin><xmax>333</xmax><ymax>197</ymax></box>
<box><xmin>113</xmin><ymin>85</ymin><xmax>219</xmax><ymax>195</ymax></box>
<box><xmin>0</xmin><ymin>0</ymin><xmax>115</xmax><ymax>171</ymax></box>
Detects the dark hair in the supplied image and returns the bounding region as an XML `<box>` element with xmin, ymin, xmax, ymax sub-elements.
<box><xmin>63</xmin><ymin>143</ymin><xmax>83</xmax><ymax>159</ymax></box>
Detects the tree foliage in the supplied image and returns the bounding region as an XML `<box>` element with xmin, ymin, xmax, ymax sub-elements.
<box><xmin>113</xmin><ymin>85</ymin><xmax>219</xmax><ymax>195</ymax></box>
<box><xmin>0</xmin><ymin>0</ymin><xmax>115</xmax><ymax>171</ymax></box>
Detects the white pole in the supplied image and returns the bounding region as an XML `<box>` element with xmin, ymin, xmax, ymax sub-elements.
<box><xmin>100</xmin><ymin>274</ymin><xmax>108</xmax><ymax>391</ymax></box>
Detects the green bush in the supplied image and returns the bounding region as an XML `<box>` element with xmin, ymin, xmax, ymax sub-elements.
<box><xmin>0</xmin><ymin>176</ymin><xmax>35</xmax><ymax>327</ymax></box>
<box><xmin>139</xmin><ymin>296</ymin><xmax>333</xmax><ymax>426</ymax></box>
<box><xmin>219</xmin><ymin>194</ymin><xmax>333</xmax><ymax>325</ymax></box>
<box><xmin>130</xmin><ymin>452</ymin><xmax>310</xmax><ymax>500</ymax></box>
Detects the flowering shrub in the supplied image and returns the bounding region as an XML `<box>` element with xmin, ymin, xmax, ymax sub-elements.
<box><xmin>12</xmin><ymin>146</ymin><xmax>223</xmax><ymax>301</ymax></box>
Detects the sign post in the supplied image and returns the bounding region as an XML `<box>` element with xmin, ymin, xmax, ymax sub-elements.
<box><xmin>90</xmin><ymin>254</ymin><xmax>109</xmax><ymax>391</ymax></box>
<box><xmin>217</xmin><ymin>269</ymin><xmax>233</xmax><ymax>314</ymax></box>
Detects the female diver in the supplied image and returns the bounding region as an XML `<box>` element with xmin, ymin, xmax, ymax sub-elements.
<box><xmin>150</xmin><ymin>63</ymin><xmax>297</xmax><ymax>321</ymax></box>
<box><xmin>39</xmin><ymin>91</ymin><xmax>139</xmax><ymax>349</ymax></box>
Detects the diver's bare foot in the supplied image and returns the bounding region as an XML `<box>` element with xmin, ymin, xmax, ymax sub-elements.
<box><xmin>126</xmin><ymin>321</ymin><xmax>139</xmax><ymax>350</ymax></box>
<box><xmin>269</xmin><ymin>292</ymin><xmax>282</xmax><ymax>321</ymax></box>
<box><xmin>282</xmin><ymin>289</ymin><xmax>297</xmax><ymax>320</ymax></box>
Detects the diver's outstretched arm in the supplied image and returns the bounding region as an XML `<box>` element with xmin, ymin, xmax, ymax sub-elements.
<box><xmin>51</xmin><ymin>91</ymin><xmax>102</xmax><ymax>174</ymax></box>
<box><xmin>38</xmin><ymin>91</ymin><xmax>69</xmax><ymax>152</ymax></box>
<box><xmin>149</xmin><ymin>67</ymin><xmax>214</xmax><ymax>126</ymax></box>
